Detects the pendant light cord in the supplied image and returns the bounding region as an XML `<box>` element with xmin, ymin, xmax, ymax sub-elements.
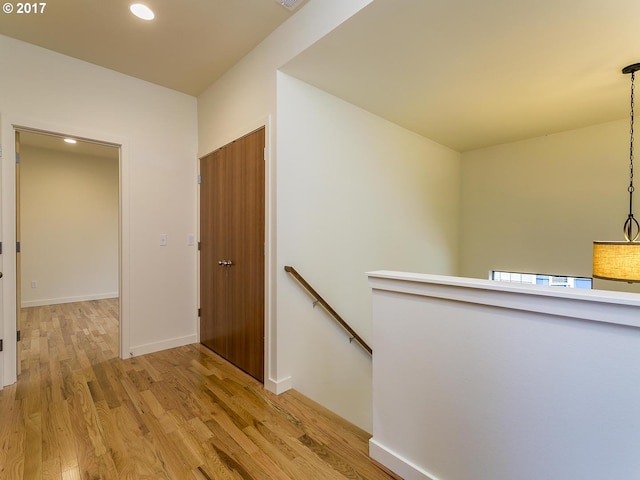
<box><xmin>629</xmin><ymin>71</ymin><xmax>634</xmax><ymax>211</ymax></box>
<box><xmin>625</xmin><ymin>70</ymin><xmax>640</xmax><ymax>241</ymax></box>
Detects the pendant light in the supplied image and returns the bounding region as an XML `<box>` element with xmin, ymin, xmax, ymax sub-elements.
<box><xmin>593</xmin><ymin>63</ymin><xmax>640</xmax><ymax>282</ymax></box>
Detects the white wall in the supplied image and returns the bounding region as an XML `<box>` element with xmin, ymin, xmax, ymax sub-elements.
<box><xmin>197</xmin><ymin>0</ymin><xmax>374</xmax><ymax>399</ymax></box>
<box><xmin>276</xmin><ymin>75</ymin><xmax>460</xmax><ymax>431</ymax></box>
<box><xmin>460</xmin><ymin>119</ymin><xmax>640</xmax><ymax>293</ymax></box>
<box><xmin>1</xmin><ymin>34</ymin><xmax>198</xmax><ymax>385</ymax></box>
<box><xmin>197</xmin><ymin>0</ymin><xmax>462</xmax><ymax>431</ymax></box>
<box><xmin>20</xmin><ymin>145</ymin><xmax>119</xmax><ymax>306</ymax></box>
<box><xmin>369</xmin><ymin>271</ymin><xmax>640</xmax><ymax>480</ymax></box>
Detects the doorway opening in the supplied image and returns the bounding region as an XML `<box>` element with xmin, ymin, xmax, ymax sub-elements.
<box><xmin>15</xmin><ymin>128</ymin><xmax>121</xmax><ymax>374</ymax></box>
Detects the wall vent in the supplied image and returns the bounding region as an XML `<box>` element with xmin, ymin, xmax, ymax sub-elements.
<box><xmin>276</xmin><ymin>0</ymin><xmax>305</xmax><ymax>11</ymax></box>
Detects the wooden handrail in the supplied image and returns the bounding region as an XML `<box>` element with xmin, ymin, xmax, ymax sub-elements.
<box><xmin>284</xmin><ymin>265</ymin><xmax>372</xmax><ymax>356</ymax></box>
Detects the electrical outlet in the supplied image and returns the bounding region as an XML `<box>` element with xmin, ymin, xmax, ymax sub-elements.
<box><xmin>31</xmin><ymin>280</ymin><xmax>38</xmax><ymax>288</ymax></box>
<box><xmin>160</xmin><ymin>234</ymin><xmax>167</xmax><ymax>246</ymax></box>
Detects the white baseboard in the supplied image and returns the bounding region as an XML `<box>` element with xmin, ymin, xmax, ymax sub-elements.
<box><xmin>21</xmin><ymin>292</ymin><xmax>119</xmax><ymax>308</ymax></box>
<box><xmin>369</xmin><ymin>438</ymin><xmax>440</xmax><ymax>480</ymax></box>
<box><xmin>128</xmin><ymin>334</ymin><xmax>198</xmax><ymax>358</ymax></box>
<box><xmin>265</xmin><ymin>375</ymin><xmax>292</xmax><ymax>395</ymax></box>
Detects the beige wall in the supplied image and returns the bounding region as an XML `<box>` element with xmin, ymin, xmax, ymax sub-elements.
<box><xmin>20</xmin><ymin>144</ymin><xmax>119</xmax><ymax>306</ymax></box>
<box><xmin>460</xmin><ymin>119</ymin><xmax>640</xmax><ymax>293</ymax></box>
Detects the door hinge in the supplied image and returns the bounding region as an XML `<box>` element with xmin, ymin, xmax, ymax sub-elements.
<box><xmin>16</xmin><ymin>241</ymin><xmax>20</xmax><ymax>253</ymax></box>
<box><xmin>17</xmin><ymin>330</ymin><xmax>21</xmax><ymax>342</ymax></box>
<box><xmin>15</xmin><ymin>152</ymin><xmax>20</xmax><ymax>164</ymax></box>
<box><xmin>197</xmin><ymin>174</ymin><xmax>202</xmax><ymax>184</ymax></box>
<box><xmin>264</xmin><ymin>147</ymin><xmax>267</xmax><ymax>161</ymax></box>
<box><xmin>198</xmin><ymin>308</ymin><xmax>201</xmax><ymax>317</ymax></box>
<box><xmin>0</xmin><ymin>339</ymin><xmax>3</xmax><ymax>352</ymax></box>
<box><xmin>197</xmin><ymin>241</ymin><xmax>201</xmax><ymax>251</ymax></box>
<box><xmin>0</xmin><ymin>242</ymin><xmax>3</xmax><ymax>254</ymax></box>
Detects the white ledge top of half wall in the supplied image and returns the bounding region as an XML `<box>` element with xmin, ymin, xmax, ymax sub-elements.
<box><xmin>367</xmin><ymin>271</ymin><xmax>640</xmax><ymax>329</ymax></box>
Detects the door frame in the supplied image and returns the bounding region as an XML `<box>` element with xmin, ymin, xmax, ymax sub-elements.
<box><xmin>198</xmin><ymin>115</ymin><xmax>286</xmax><ymax>393</ymax></box>
<box><xmin>1</xmin><ymin>115</ymin><xmax>131</xmax><ymax>387</ymax></box>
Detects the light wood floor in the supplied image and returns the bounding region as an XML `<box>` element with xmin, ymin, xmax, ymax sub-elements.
<box><xmin>0</xmin><ymin>299</ymin><xmax>401</xmax><ymax>480</ymax></box>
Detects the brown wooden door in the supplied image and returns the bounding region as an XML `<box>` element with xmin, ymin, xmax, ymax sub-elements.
<box><xmin>200</xmin><ymin>146</ymin><xmax>228</xmax><ymax>357</ymax></box>
<box><xmin>200</xmin><ymin>127</ymin><xmax>265</xmax><ymax>382</ymax></box>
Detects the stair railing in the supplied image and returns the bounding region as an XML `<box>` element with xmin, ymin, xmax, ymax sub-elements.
<box><xmin>284</xmin><ymin>265</ymin><xmax>372</xmax><ymax>356</ymax></box>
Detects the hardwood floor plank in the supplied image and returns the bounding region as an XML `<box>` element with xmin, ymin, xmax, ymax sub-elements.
<box><xmin>0</xmin><ymin>389</ymin><xmax>25</xmax><ymax>480</ymax></box>
<box><xmin>93</xmin><ymin>399</ymin><xmax>130</xmax><ymax>477</ymax></box>
<box><xmin>46</xmin><ymin>354</ymin><xmax>66</xmax><ymax>404</ymax></box>
<box><xmin>50</xmin><ymin>400</ymin><xmax>80</xmax><ymax>476</ymax></box>
<box><xmin>0</xmin><ymin>300</ymin><xmax>402</xmax><ymax>480</ymax></box>
<box><xmin>112</xmin><ymin>404</ymin><xmax>170</xmax><ymax>479</ymax></box>
<box><xmin>66</xmin><ymin>372</ymin><xmax>104</xmax><ymax>479</ymax></box>
<box><xmin>242</xmin><ymin>426</ymin><xmax>309</xmax><ymax>480</ymax></box>
<box><xmin>60</xmin><ymin>466</ymin><xmax>81</xmax><ymax>480</ymax></box>
<box><xmin>132</xmin><ymin>355</ymin><xmax>163</xmax><ymax>383</ymax></box>
<box><xmin>41</xmin><ymin>397</ymin><xmax>63</xmax><ymax>480</ymax></box>
<box><xmin>22</xmin><ymin>411</ymin><xmax>41</xmax><ymax>480</ymax></box>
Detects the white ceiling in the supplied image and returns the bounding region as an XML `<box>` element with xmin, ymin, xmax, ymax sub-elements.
<box><xmin>0</xmin><ymin>0</ymin><xmax>303</xmax><ymax>95</ymax></box>
<box><xmin>2</xmin><ymin>0</ymin><xmax>639</xmax><ymax>152</ymax></box>
<box><xmin>282</xmin><ymin>0</ymin><xmax>640</xmax><ymax>151</ymax></box>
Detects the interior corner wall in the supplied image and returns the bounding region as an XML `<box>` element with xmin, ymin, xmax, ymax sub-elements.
<box><xmin>0</xmin><ymin>34</ymin><xmax>198</xmax><ymax>385</ymax></box>
<box><xmin>459</xmin><ymin>119</ymin><xmax>640</xmax><ymax>294</ymax></box>
<box><xmin>20</xmin><ymin>145</ymin><xmax>119</xmax><ymax>307</ymax></box>
<box><xmin>196</xmin><ymin>0</ymin><xmax>374</xmax><ymax>396</ymax></box>
<box><xmin>277</xmin><ymin>73</ymin><xmax>461</xmax><ymax>431</ymax></box>
<box><xmin>197</xmin><ymin>0</ymin><xmax>373</xmax><ymax>156</ymax></box>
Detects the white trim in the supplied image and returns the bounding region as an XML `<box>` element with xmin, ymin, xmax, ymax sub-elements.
<box><xmin>265</xmin><ymin>375</ymin><xmax>292</xmax><ymax>395</ymax></box>
<box><xmin>21</xmin><ymin>292</ymin><xmax>119</xmax><ymax>308</ymax></box>
<box><xmin>129</xmin><ymin>334</ymin><xmax>198</xmax><ymax>358</ymax></box>
<box><xmin>369</xmin><ymin>439</ymin><xmax>440</xmax><ymax>480</ymax></box>
<box><xmin>263</xmin><ymin>114</ymin><xmax>282</xmax><ymax>394</ymax></box>
<box><xmin>195</xmin><ymin>152</ymin><xmax>201</xmax><ymax>346</ymax></box>
<box><xmin>1</xmin><ymin>114</ymin><xmax>131</xmax><ymax>387</ymax></box>
<box><xmin>367</xmin><ymin>270</ymin><xmax>640</xmax><ymax>328</ymax></box>
<box><xmin>118</xmin><ymin>133</ymin><xmax>132</xmax><ymax>362</ymax></box>
<box><xmin>2</xmin><ymin>116</ymin><xmax>20</xmax><ymax>387</ymax></box>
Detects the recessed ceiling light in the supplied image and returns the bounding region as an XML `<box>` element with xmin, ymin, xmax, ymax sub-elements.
<box><xmin>64</xmin><ymin>138</ymin><xmax>77</xmax><ymax>144</ymax></box>
<box><xmin>130</xmin><ymin>3</ymin><xmax>154</xmax><ymax>20</ymax></box>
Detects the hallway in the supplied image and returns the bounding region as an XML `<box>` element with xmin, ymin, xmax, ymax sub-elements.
<box><xmin>0</xmin><ymin>300</ymin><xmax>400</xmax><ymax>479</ymax></box>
